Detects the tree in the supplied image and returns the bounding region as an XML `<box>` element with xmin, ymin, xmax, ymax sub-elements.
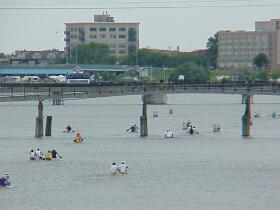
<box><xmin>169</xmin><ymin>62</ymin><xmax>209</xmax><ymax>84</ymax></box>
<box><xmin>69</xmin><ymin>42</ymin><xmax>117</xmax><ymax>64</ymax></box>
<box><xmin>122</xmin><ymin>48</ymin><xmax>203</xmax><ymax>68</ymax></box>
<box><xmin>253</xmin><ymin>53</ymin><xmax>269</xmax><ymax>68</ymax></box>
<box><xmin>0</xmin><ymin>53</ymin><xmax>6</xmax><ymax>58</ymax></box>
<box><xmin>206</xmin><ymin>33</ymin><xmax>218</xmax><ymax>69</ymax></box>
<box><xmin>231</xmin><ymin>67</ymin><xmax>258</xmax><ymax>81</ymax></box>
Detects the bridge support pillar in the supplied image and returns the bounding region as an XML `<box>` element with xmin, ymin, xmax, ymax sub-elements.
<box><xmin>242</xmin><ymin>95</ymin><xmax>252</xmax><ymax>137</ymax></box>
<box><xmin>35</xmin><ymin>100</ymin><xmax>44</xmax><ymax>138</ymax></box>
<box><xmin>142</xmin><ymin>93</ymin><xmax>167</xmax><ymax>104</ymax></box>
<box><xmin>45</xmin><ymin>116</ymin><xmax>52</xmax><ymax>136</ymax></box>
<box><xmin>139</xmin><ymin>93</ymin><xmax>167</xmax><ymax>137</ymax></box>
<box><xmin>140</xmin><ymin>100</ymin><xmax>148</xmax><ymax>137</ymax></box>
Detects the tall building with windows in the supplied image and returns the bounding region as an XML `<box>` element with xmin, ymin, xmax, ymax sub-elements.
<box><xmin>64</xmin><ymin>13</ymin><xmax>139</xmax><ymax>57</ymax></box>
<box><xmin>217</xmin><ymin>19</ymin><xmax>280</xmax><ymax>70</ymax></box>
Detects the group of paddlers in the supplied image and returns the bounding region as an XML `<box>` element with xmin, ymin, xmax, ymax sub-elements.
<box><xmin>110</xmin><ymin>162</ymin><xmax>128</xmax><ymax>175</ymax></box>
<box><xmin>29</xmin><ymin>148</ymin><xmax>62</xmax><ymax>160</ymax></box>
<box><xmin>183</xmin><ymin>121</ymin><xmax>199</xmax><ymax>134</ymax></box>
<box><xmin>183</xmin><ymin>121</ymin><xmax>221</xmax><ymax>134</ymax></box>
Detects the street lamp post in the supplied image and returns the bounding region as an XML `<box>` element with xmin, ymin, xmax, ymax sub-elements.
<box><xmin>163</xmin><ymin>65</ymin><xmax>167</xmax><ymax>83</ymax></box>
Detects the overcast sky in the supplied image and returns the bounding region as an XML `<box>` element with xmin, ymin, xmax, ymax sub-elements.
<box><xmin>0</xmin><ymin>0</ymin><xmax>280</xmax><ymax>54</ymax></box>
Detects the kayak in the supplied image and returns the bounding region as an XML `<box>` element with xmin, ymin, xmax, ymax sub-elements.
<box><xmin>73</xmin><ymin>139</ymin><xmax>84</xmax><ymax>143</ymax></box>
<box><xmin>64</xmin><ymin>130</ymin><xmax>75</xmax><ymax>133</ymax></box>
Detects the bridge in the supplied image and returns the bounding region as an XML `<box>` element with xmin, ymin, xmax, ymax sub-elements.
<box><xmin>1</xmin><ymin>82</ymin><xmax>278</xmax><ymax>138</ymax></box>
<box><xmin>0</xmin><ymin>82</ymin><xmax>279</xmax><ymax>102</ymax></box>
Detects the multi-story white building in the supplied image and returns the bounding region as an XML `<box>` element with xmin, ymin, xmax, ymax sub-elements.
<box><xmin>217</xmin><ymin>19</ymin><xmax>280</xmax><ymax>70</ymax></box>
<box><xmin>64</xmin><ymin>13</ymin><xmax>139</xmax><ymax>57</ymax></box>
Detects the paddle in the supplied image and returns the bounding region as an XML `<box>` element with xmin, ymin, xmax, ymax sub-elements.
<box><xmin>52</xmin><ymin>150</ymin><xmax>62</xmax><ymax>159</ymax></box>
<box><xmin>54</xmin><ymin>152</ymin><xmax>62</xmax><ymax>158</ymax></box>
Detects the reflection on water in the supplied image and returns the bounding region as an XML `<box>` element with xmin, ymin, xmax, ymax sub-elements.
<box><xmin>1</xmin><ymin>94</ymin><xmax>280</xmax><ymax>210</ymax></box>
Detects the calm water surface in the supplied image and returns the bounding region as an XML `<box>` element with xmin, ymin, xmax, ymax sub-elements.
<box><xmin>1</xmin><ymin>93</ymin><xmax>280</xmax><ymax>210</ymax></box>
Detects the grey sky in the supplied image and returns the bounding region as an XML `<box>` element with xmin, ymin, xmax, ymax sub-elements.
<box><xmin>0</xmin><ymin>0</ymin><xmax>279</xmax><ymax>54</ymax></box>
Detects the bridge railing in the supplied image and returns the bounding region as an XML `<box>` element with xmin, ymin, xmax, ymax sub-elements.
<box><xmin>0</xmin><ymin>82</ymin><xmax>279</xmax><ymax>101</ymax></box>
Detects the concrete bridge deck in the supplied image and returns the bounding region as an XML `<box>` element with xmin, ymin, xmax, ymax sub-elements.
<box><xmin>0</xmin><ymin>83</ymin><xmax>279</xmax><ymax>102</ymax></box>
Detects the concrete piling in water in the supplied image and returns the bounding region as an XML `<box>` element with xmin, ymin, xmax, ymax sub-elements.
<box><xmin>242</xmin><ymin>95</ymin><xmax>252</xmax><ymax>137</ymax></box>
<box><xmin>139</xmin><ymin>93</ymin><xmax>167</xmax><ymax>137</ymax></box>
<box><xmin>45</xmin><ymin>116</ymin><xmax>52</xmax><ymax>136</ymax></box>
<box><xmin>140</xmin><ymin>100</ymin><xmax>148</xmax><ymax>137</ymax></box>
<box><xmin>35</xmin><ymin>100</ymin><xmax>44</xmax><ymax>138</ymax></box>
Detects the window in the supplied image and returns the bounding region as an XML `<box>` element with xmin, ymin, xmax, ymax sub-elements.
<box><xmin>109</xmin><ymin>28</ymin><xmax>116</xmax><ymax>31</ymax></box>
<box><xmin>99</xmin><ymin>28</ymin><xmax>106</xmax><ymax>31</ymax></box>
<box><xmin>119</xmin><ymin>28</ymin><xmax>126</xmax><ymax>31</ymax></box>
<box><xmin>119</xmin><ymin>44</ymin><xmax>126</xmax><ymax>48</ymax></box>
<box><xmin>109</xmin><ymin>44</ymin><xmax>116</xmax><ymax>48</ymax></box>
<box><xmin>110</xmin><ymin>34</ymin><xmax>116</xmax><ymax>39</ymax></box>
<box><xmin>119</xmin><ymin>35</ymin><xmax>126</xmax><ymax>39</ymax></box>
<box><xmin>119</xmin><ymin>50</ymin><xmax>126</xmax><ymax>54</ymax></box>
<box><xmin>110</xmin><ymin>50</ymin><xmax>116</xmax><ymax>54</ymax></box>
<box><xmin>100</xmin><ymin>34</ymin><xmax>107</xmax><ymax>39</ymax></box>
<box><xmin>128</xmin><ymin>28</ymin><xmax>136</xmax><ymax>42</ymax></box>
<box><xmin>89</xmin><ymin>34</ymin><xmax>96</xmax><ymax>39</ymax></box>
<box><xmin>89</xmin><ymin>28</ymin><xmax>97</xmax><ymax>31</ymax></box>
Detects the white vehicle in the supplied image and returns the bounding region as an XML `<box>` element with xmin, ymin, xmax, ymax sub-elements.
<box><xmin>49</xmin><ymin>75</ymin><xmax>66</xmax><ymax>83</ymax></box>
<box><xmin>178</xmin><ymin>74</ymin><xmax>185</xmax><ymax>81</ymax></box>
<box><xmin>21</xmin><ymin>75</ymin><xmax>40</xmax><ymax>83</ymax></box>
<box><xmin>2</xmin><ymin>76</ymin><xmax>21</xmax><ymax>83</ymax></box>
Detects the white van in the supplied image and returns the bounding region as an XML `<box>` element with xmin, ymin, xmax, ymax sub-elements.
<box><xmin>21</xmin><ymin>76</ymin><xmax>41</xmax><ymax>83</ymax></box>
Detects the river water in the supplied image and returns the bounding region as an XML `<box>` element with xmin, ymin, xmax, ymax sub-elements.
<box><xmin>1</xmin><ymin>93</ymin><xmax>280</xmax><ymax>210</ymax></box>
